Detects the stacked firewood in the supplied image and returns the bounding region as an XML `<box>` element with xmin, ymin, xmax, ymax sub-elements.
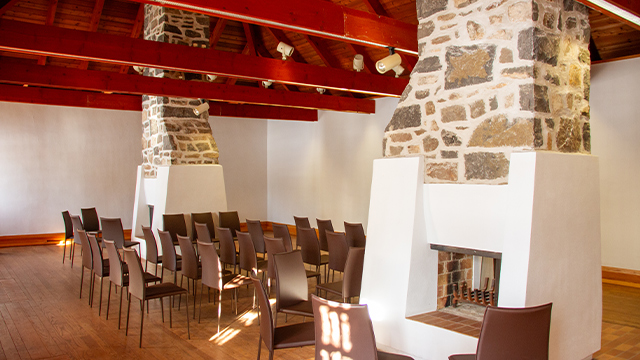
<box><xmin>451</xmin><ymin>278</ymin><xmax>496</xmax><ymax>307</ymax></box>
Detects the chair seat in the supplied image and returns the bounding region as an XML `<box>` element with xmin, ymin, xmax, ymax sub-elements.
<box><xmin>124</xmin><ymin>240</ymin><xmax>139</xmax><ymax>248</ymax></box>
<box><xmin>320</xmin><ymin>254</ymin><xmax>330</xmax><ymax>265</ymax></box>
<box><xmin>281</xmin><ymin>300</ymin><xmax>314</xmax><ymax>317</ymax></box>
<box><xmin>221</xmin><ymin>274</ymin><xmax>252</xmax><ymax>290</ymax></box>
<box><xmin>145</xmin><ymin>282</ymin><xmax>186</xmax><ymax>300</ymax></box>
<box><xmin>273</xmin><ymin>321</ymin><xmax>315</xmax><ymax>349</ymax></box>
<box><xmin>143</xmin><ymin>272</ymin><xmax>162</xmax><ymax>283</ymax></box>
<box><xmin>305</xmin><ymin>269</ymin><xmax>321</xmax><ymax>280</ymax></box>
<box><xmin>379</xmin><ymin>350</ymin><xmax>415</xmax><ymax>360</ymax></box>
<box><xmin>447</xmin><ymin>355</ymin><xmax>475</xmax><ymax>360</ymax></box>
<box><xmin>316</xmin><ymin>281</ymin><xmax>343</xmax><ymax>296</ymax></box>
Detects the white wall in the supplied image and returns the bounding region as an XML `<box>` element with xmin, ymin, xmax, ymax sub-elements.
<box><xmin>209</xmin><ymin>116</ymin><xmax>268</xmax><ymax>222</ymax></box>
<box><xmin>266</xmin><ymin>97</ymin><xmax>398</xmax><ymax>231</ymax></box>
<box><xmin>590</xmin><ymin>57</ymin><xmax>640</xmax><ymax>270</ymax></box>
<box><xmin>0</xmin><ymin>102</ymin><xmax>141</xmax><ymax>235</ymax></box>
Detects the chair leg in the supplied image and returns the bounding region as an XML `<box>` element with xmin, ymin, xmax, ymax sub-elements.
<box><xmin>125</xmin><ymin>295</ymin><xmax>131</xmax><ymax>336</ymax></box>
<box><xmin>257</xmin><ymin>335</ymin><xmax>262</xmax><ymax>360</ymax></box>
<box><xmin>118</xmin><ymin>286</ymin><xmax>124</xmax><ymax>329</ymax></box>
<box><xmin>70</xmin><ymin>243</ymin><xmax>75</xmax><ymax>268</ymax></box>
<box><xmin>160</xmin><ymin>296</ymin><xmax>165</xmax><ymax>323</ymax></box>
<box><xmin>90</xmin><ymin>272</ymin><xmax>95</xmax><ymax>307</ymax></box>
<box><xmin>199</xmin><ymin>283</ymin><xmax>205</xmax><ymax>324</ymax></box>
<box><xmin>185</xmin><ymin>293</ymin><xmax>190</xmax><ymax>340</ymax></box>
<box><xmin>169</xmin><ymin>295</ymin><xmax>173</xmax><ymax>328</ymax></box>
<box><xmin>217</xmin><ymin>289</ymin><xmax>222</xmax><ymax>334</ymax></box>
<box><xmin>178</xmin><ymin>275</ymin><xmax>184</xmax><ymax>310</ymax></box>
<box><xmin>193</xmin><ymin>279</ymin><xmax>197</xmax><ymax>319</ymax></box>
<box><xmin>106</xmin><ymin>282</ymin><xmax>112</xmax><ymax>320</ymax></box>
<box><xmin>79</xmin><ymin>268</ymin><xmax>84</xmax><ymax>299</ymax></box>
<box><xmin>98</xmin><ymin>277</ymin><xmax>104</xmax><ymax>316</ymax></box>
<box><xmin>62</xmin><ymin>240</ymin><xmax>67</xmax><ymax>264</ymax></box>
<box><xmin>139</xmin><ymin>299</ymin><xmax>145</xmax><ymax>348</ymax></box>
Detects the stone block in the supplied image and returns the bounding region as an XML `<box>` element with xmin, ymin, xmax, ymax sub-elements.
<box><xmin>415</xmin><ymin>90</ymin><xmax>430</xmax><ymax>100</ymax></box>
<box><xmin>534</xmin><ymin>84</ymin><xmax>550</xmax><ymax>113</ymax></box>
<box><xmin>519</xmin><ymin>84</ymin><xmax>534</xmax><ymax>111</ymax></box>
<box><xmin>501</xmin><ymin>66</ymin><xmax>533</xmax><ymax>79</ymax></box>
<box><xmin>464</xmin><ymin>152</ymin><xmax>509</xmax><ymax>180</ymax></box>
<box><xmin>557</xmin><ymin>117</ymin><xmax>582</xmax><ymax>152</ymax></box>
<box><xmin>445</xmin><ymin>45</ymin><xmax>496</xmax><ymax>90</ymax></box>
<box><xmin>508</xmin><ymin>1</ymin><xmax>532</xmax><ymax>22</ymax></box>
<box><xmin>425</xmin><ymin>101</ymin><xmax>436</xmax><ymax>116</ymax></box>
<box><xmin>467</xmin><ymin>21</ymin><xmax>484</xmax><ymax>40</ymax></box>
<box><xmin>399</xmin><ymin>84</ymin><xmax>412</xmax><ymax>103</ymax></box>
<box><xmin>534</xmin><ymin>118</ymin><xmax>544</xmax><ymax>147</ymax></box>
<box><xmin>418</xmin><ymin>21</ymin><xmax>436</xmax><ymax>40</ymax></box>
<box><xmin>390</xmin><ymin>132</ymin><xmax>413</xmax><ymax>142</ymax></box>
<box><xmin>417</xmin><ymin>0</ymin><xmax>448</xmax><ymax>19</ymax></box>
<box><xmin>414</xmin><ymin>57</ymin><xmax>442</xmax><ymax>74</ymax></box>
<box><xmin>582</xmin><ymin>122</ymin><xmax>591</xmax><ymax>152</ymax></box>
<box><xmin>441</xmin><ymin>150</ymin><xmax>458</xmax><ymax>159</ymax></box>
<box><xmin>389</xmin><ymin>146</ymin><xmax>404</xmax><ymax>156</ymax></box>
<box><xmin>426</xmin><ymin>162</ymin><xmax>458</xmax><ymax>181</ymax></box>
<box><xmin>499</xmin><ymin>48</ymin><xmax>513</xmax><ymax>63</ymax></box>
<box><xmin>441</xmin><ymin>105</ymin><xmax>466</xmax><ymax>123</ymax></box>
<box><xmin>423</xmin><ymin>136</ymin><xmax>440</xmax><ymax>152</ymax></box>
<box><xmin>454</xmin><ymin>0</ymin><xmax>478</xmax><ymax>9</ymax></box>
<box><xmin>385</xmin><ymin>105</ymin><xmax>422</xmax><ymax>131</ymax></box>
<box><xmin>432</xmin><ymin>35</ymin><xmax>451</xmax><ymax>45</ymax></box>
<box><xmin>442</xmin><ymin>129</ymin><xmax>462</xmax><ymax>146</ymax></box>
<box><xmin>468</xmin><ymin>115</ymin><xmax>534</xmax><ymax>147</ymax></box>
<box><xmin>470</xmin><ymin>99</ymin><xmax>486</xmax><ymax>119</ymax></box>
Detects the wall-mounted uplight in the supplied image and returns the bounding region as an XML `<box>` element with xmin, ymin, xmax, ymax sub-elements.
<box><xmin>193</xmin><ymin>100</ymin><xmax>209</xmax><ymax>116</ymax></box>
<box><xmin>276</xmin><ymin>42</ymin><xmax>294</xmax><ymax>60</ymax></box>
<box><xmin>353</xmin><ymin>54</ymin><xmax>364</xmax><ymax>72</ymax></box>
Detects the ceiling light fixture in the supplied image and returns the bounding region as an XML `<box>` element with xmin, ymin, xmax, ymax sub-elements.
<box><xmin>353</xmin><ymin>54</ymin><xmax>364</xmax><ymax>72</ymax></box>
<box><xmin>193</xmin><ymin>100</ymin><xmax>210</xmax><ymax>115</ymax></box>
<box><xmin>376</xmin><ymin>48</ymin><xmax>402</xmax><ymax>74</ymax></box>
<box><xmin>582</xmin><ymin>0</ymin><xmax>640</xmax><ymax>27</ymax></box>
<box><xmin>262</xmin><ymin>80</ymin><xmax>273</xmax><ymax>88</ymax></box>
<box><xmin>393</xmin><ymin>64</ymin><xmax>405</xmax><ymax>78</ymax></box>
<box><xmin>276</xmin><ymin>42</ymin><xmax>294</xmax><ymax>60</ymax></box>
<box><xmin>206</xmin><ymin>74</ymin><xmax>217</xmax><ymax>82</ymax></box>
<box><xmin>317</xmin><ymin>88</ymin><xmax>326</xmax><ymax>94</ymax></box>
<box><xmin>133</xmin><ymin>66</ymin><xmax>145</xmax><ymax>75</ymax></box>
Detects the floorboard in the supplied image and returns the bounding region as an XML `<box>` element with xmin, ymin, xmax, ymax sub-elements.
<box><xmin>0</xmin><ymin>245</ymin><xmax>636</xmax><ymax>359</ymax></box>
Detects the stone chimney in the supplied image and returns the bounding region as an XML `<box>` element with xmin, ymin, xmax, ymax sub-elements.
<box><xmin>383</xmin><ymin>0</ymin><xmax>591</xmax><ymax>184</ymax></box>
<box><xmin>141</xmin><ymin>6</ymin><xmax>219</xmax><ymax>178</ymax></box>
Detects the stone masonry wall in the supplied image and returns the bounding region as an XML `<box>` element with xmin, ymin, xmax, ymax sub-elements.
<box><xmin>383</xmin><ymin>0</ymin><xmax>591</xmax><ymax>184</ymax></box>
<box><xmin>141</xmin><ymin>6</ymin><xmax>218</xmax><ymax>178</ymax></box>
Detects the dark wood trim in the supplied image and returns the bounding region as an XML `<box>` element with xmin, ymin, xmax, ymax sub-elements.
<box><xmin>429</xmin><ymin>243</ymin><xmax>502</xmax><ymax>259</ymax></box>
<box><xmin>602</xmin><ymin>266</ymin><xmax>640</xmax><ymax>285</ymax></box>
<box><xmin>592</xmin><ymin>52</ymin><xmax>640</xmax><ymax>65</ymax></box>
<box><xmin>0</xmin><ymin>230</ymin><xmax>132</xmax><ymax>248</ymax></box>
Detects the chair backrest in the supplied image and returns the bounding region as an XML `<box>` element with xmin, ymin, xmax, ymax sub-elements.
<box><xmin>311</xmin><ymin>295</ymin><xmax>379</xmax><ymax>360</ymax></box>
<box><xmin>273</xmin><ymin>250</ymin><xmax>309</xmax><ymax>311</ymax></box>
<box><xmin>345</xmin><ymin>222</ymin><xmax>366</xmax><ymax>248</ymax></box>
<box><xmin>298</xmin><ymin>227</ymin><xmax>321</xmax><ymax>266</ymax></box>
<box><xmin>104</xmin><ymin>239</ymin><xmax>125</xmax><ymax>287</ymax></box>
<box><xmin>158</xmin><ymin>230</ymin><xmax>178</xmax><ymax>272</ymax></box>
<box><xmin>326</xmin><ymin>231</ymin><xmax>349</xmax><ymax>273</ymax></box>
<box><xmin>141</xmin><ymin>226</ymin><xmax>159</xmax><ymax>263</ymax></box>
<box><xmin>71</xmin><ymin>215</ymin><xmax>84</xmax><ymax>245</ymax></box>
<box><xmin>263</xmin><ymin>236</ymin><xmax>286</xmax><ymax>281</ymax></box>
<box><xmin>342</xmin><ymin>247</ymin><xmax>365</xmax><ymax>299</ymax></box>
<box><xmin>217</xmin><ymin>227</ymin><xmax>236</xmax><ymax>268</ymax></box>
<box><xmin>475</xmin><ymin>303</ymin><xmax>553</xmax><ymax>360</ymax></box>
<box><xmin>316</xmin><ymin>219</ymin><xmax>333</xmax><ymax>252</ymax></box>
<box><xmin>272</xmin><ymin>223</ymin><xmax>293</xmax><ymax>252</ymax></box>
<box><xmin>250</xmin><ymin>274</ymin><xmax>274</xmax><ymax>353</ymax></box>
<box><xmin>246</xmin><ymin>219</ymin><xmax>265</xmax><ymax>254</ymax></box>
<box><xmin>101</xmin><ymin>217</ymin><xmax>126</xmax><ymax>248</ymax></box>
<box><xmin>191</xmin><ymin>212</ymin><xmax>216</xmax><ymax>241</ymax></box>
<box><xmin>62</xmin><ymin>211</ymin><xmax>74</xmax><ymax>240</ymax></box>
<box><xmin>88</xmin><ymin>234</ymin><xmax>107</xmax><ymax>277</ymax></box>
<box><xmin>198</xmin><ymin>241</ymin><xmax>223</xmax><ymax>291</ymax></box>
<box><xmin>177</xmin><ymin>235</ymin><xmax>198</xmax><ymax>280</ymax></box>
<box><xmin>293</xmin><ymin>216</ymin><xmax>310</xmax><ymax>238</ymax></box>
<box><xmin>81</xmin><ymin>207</ymin><xmax>100</xmax><ymax>233</ymax></box>
<box><xmin>237</xmin><ymin>231</ymin><xmax>258</xmax><ymax>273</ymax></box>
<box><xmin>219</xmin><ymin>211</ymin><xmax>241</xmax><ymax>238</ymax></box>
<box><xmin>163</xmin><ymin>213</ymin><xmax>187</xmax><ymax>244</ymax></box>
<box><xmin>123</xmin><ymin>248</ymin><xmax>145</xmax><ymax>301</ymax></box>
<box><xmin>77</xmin><ymin>230</ymin><xmax>93</xmax><ymax>269</ymax></box>
<box><xmin>194</xmin><ymin>222</ymin><xmax>213</xmax><ymax>244</ymax></box>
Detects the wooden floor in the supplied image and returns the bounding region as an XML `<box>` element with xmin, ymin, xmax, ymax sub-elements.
<box><xmin>0</xmin><ymin>244</ymin><xmax>638</xmax><ymax>359</ymax></box>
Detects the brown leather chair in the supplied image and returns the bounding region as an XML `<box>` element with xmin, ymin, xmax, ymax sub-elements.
<box><xmin>237</xmin><ymin>231</ymin><xmax>268</xmax><ymax>279</ymax></box>
<box><xmin>219</xmin><ymin>211</ymin><xmax>241</xmax><ymax>238</ymax></box>
<box><xmin>141</xmin><ymin>226</ymin><xmax>162</xmax><ymax>276</ymax></box>
<box><xmin>345</xmin><ymin>221</ymin><xmax>366</xmax><ymax>248</ymax></box>
<box><xmin>194</xmin><ymin>222</ymin><xmax>214</xmax><ymax>245</ymax></box>
<box><xmin>297</xmin><ymin>227</ymin><xmax>329</xmax><ymax>283</ymax></box>
<box><xmin>217</xmin><ymin>227</ymin><xmax>238</xmax><ymax>274</ymax></box>
<box><xmin>61</xmin><ymin>210</ymin><xmax>74</xmax><ymax>264</ymax></box>
<box><xmin>178</xmin><ymin>235</ymin><xmax>201</xmax><ymax>318</ymax></box>
<box><xmin>162</xmin><ymin>213</ymin><xmax>188</xmax><ymax>244</ymax></box>
<box><xmin>70</xmin><ymin>215</ymin><xmax>85</xmax><ymax>268</ymax></box>
<box><xmin>88</xmin><ymin>233</ymin><xmax>109</xmax><ymax>315</ymax></box>
<box><xmin>273</xmin><ymin>250</ymin><xmax>314</xmax><ymax>326</ymax></box>
<box><xmin>246</xmin><ymin>219</ymin><xmax>266</xmax><ymax>256</ymax></box>
<box><xmin>81</xmin><ymin>207</ymin><xmax>101</xmax><ymax>236</ymax></box>
<box><xmin>263</xmin><ymin>236</ymin><xmax>285</xmax><ymax>288</ymax></box>
<box><xmin>316</xmin><ymin>218</ymin><xmax>333</xmax><ymax>252</ymax></box>
<box><xmin>191</xmin><ymin>212</ymin><xmax>216</xmax><ymax>242</ymax></box>
<box><xmin>76</xmin><ymin>229</ymin><xmax>93</xmax><ymax>302</ymax></box>
<box><xmin>326</xmin><ymin>230</ymin><xmax>349</xmax><ymax>282</ymax></box>
<box><xmin>123</xmin><ymin>248</ymin><xmax>190</xmax><ymax>348</ymax></box>
<box><xmin>101</xmin><ymin>217</ymin><xmax>139</xmax><ymax>250</ymax></box>
<box><xmin>316</xmin><ymin>247</ymin><xmax>365</xmax><ymax>303</ymax></box>
<box><xmin>272</xmin><ymin>223</ymin><xmax>294</xmax><ymax>252</ymax></box>
<box><xmin>250</xmin><ymin>274</ymin><xmax>315</xmax><ymax>360</ymax></box>
<box><xmin>158</xmin><ymin>230</ymin><xmax>182</xmax><ymax>284</ymax></box>
<box><xmin>312</xmin><ymin>295</ymin><xmax>414</xmax><ymax>360</ymax></box>
<box><xmin>198</xmin><ymin>241</ymin><xmax>252</xmax><ymax>331</ymax></box>
<box><xmin>293</xmin><ymin>216</ymin><xmax>311</xmax><ymax>249</ymax></box>
<box><xmin>448</xmin><ymin>303</ymin><xmax>553</xmax><ymax>360</ymax></box>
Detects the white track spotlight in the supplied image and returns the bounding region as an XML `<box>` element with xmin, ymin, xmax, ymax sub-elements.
<box><xmin>206</xmin><ymin>74</ymin><xmax>217</xmax><ymax>82</ymax></box>
<box><xmin>393</xmin><ymin>64</ymin><xmax>405</xmax><ymax>78</ymax></box>
<box><xmin>193</xmin><ymin>100</ymin><xmax>210</xmax><ymax>116</ymax></box>
<box><xmin>353</xmin><ymin>54</ymin><xmax>364</xmax><ymax>72</ymax></box>
<box><xmin>262</xmin><ymin>80</ymin><xmax>273</xmax><ymax>88</ymax></box>
<box><xmin>276</xmin><ymin>42</ymin><xmax>294</xmax><ymax>60</ymax></box>
<box><xmin>133</xmin><ymin>66</ymin><xmax>145</xmax><ymax>75</ymax></box>
<box><xmin>317</xmin><ymin>88</ymin><xmax>326</xmax><ymax>94</ymax></box>
<box><xmin>376</xmin><ymin>53</ymin><xmax>401</xmax><ymax>74</ymax></box>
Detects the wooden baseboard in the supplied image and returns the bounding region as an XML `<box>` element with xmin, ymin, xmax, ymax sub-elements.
<box><xmin>0</xmin><ymin>229</ymin><xmax>132</xmax><ymax>248</ymax></box>
<box><xmin>602</xmin><ymin>266</ymin><xmax>640</xmax><ymax>285</ymax></box>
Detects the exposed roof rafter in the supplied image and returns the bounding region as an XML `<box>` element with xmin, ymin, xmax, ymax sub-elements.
<box><xmin>120</xmin><ymin>4</ymin><xmax>145</xmax><ymax>73</ymax></box>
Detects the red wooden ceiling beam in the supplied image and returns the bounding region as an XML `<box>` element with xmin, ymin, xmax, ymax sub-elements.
<box><xmin>0</xmin><ymin>84</ymin><xmax>142</xmax><ymax>111</ymax></box>
<box><xmin>0</xmin><ymin>20</ymin><xmax>407</xmax><ymax>97</ymax></box>
<box><xmin>576</xmin><ymin>0</ymin><xmax>640</xmax><ymax>30</ymax></box>
<box><xmin>120</xmin><ymin>4</ymin><xmax>145</xmax><ymax>73</ymax></box>
<box><xmin>37</xmin><ymin>0</ymin><xmax>59</xmax><ymax>65</ymax></box>
<box><xmin>209</xmin><ymin>103</ymin><xmax>317</xmax><ymax>121</ymax></box>
<box><xmin>127</xmin><ymin>0</ymin><xmax>418</xmax><ymax>54</ymax></box>
<box><xmin>79</xmin><ymin>0</ymin><xmax>106</xmax><ymax>70</ymax></box>
<box><xmin>0</xmin><ymin>62</ymin><xmax>376</xmax><ymax>113</ymax></box>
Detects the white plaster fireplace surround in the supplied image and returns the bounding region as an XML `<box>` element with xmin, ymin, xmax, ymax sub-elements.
<box><xmin>360</xmin><ymin>152</ymin><xmax>601</xmax><ymax>359</ymax></box>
